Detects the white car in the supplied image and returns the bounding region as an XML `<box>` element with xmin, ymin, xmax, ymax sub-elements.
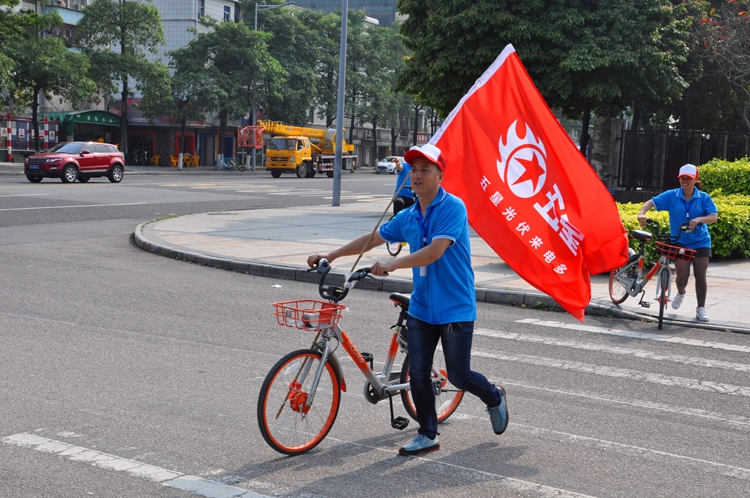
<box><xmin>376</xmin><ymin>156</ymin><xmax>403</xmax><ymax>174</ymax></box>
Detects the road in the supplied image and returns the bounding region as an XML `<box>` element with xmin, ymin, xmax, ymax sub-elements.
<box><xmin>1</xmin><ymin>172</ymin><xmax>749</xmax><ymax>497</ymax></box>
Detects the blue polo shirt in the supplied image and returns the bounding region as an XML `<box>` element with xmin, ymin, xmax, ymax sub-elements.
<box><xmin>651</xmin><ymin>187</ymin><xmax>717</xmax><ymax>249</ymax></box>
<box><xmin>379</xmin><ymin>187</ymin><xmax>476</xmax><ymax>324</ymax></box>
<box><xmin>395</xmin><ymin>160</ymin><xmax>413</xmax><ymax>199</ymax></box>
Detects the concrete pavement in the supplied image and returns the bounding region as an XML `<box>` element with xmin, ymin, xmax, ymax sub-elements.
<box><xmin>2</xmin><ymin>160</ymin><xmax>747</xmax><ymax>333</ymax></box>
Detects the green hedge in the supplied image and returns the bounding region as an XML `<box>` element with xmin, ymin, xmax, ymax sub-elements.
<box><xmin>699</xmin><ymin>157</ymin><xmax>750</xmax><ymax>195</ymax></box>
<box><xmin>617</xmin><ymin>197</ymin><xmax>750</xmax><ymax>259</ymax></box>
<box><xmin>615</xmin><ymin>158</ymin><xmax>750</xmax><ymax>259</ymax></box>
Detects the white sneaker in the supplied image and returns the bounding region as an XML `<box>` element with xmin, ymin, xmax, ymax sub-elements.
<box><xmin>671</xmin><ymin>292</ymin><xmax>686</xmax><ymax>310</ymax></box>
<box><xmin>696</xmin><ymin>307</ymin><xmax>709</xmax><ymax>322</ymax></box>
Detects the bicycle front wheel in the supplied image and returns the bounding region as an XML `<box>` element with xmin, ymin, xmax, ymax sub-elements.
<box><xmin>257</xmin><ymin>349</ymin><xmax>341</xmax><ymax>455</ymax></box>
<box><xmin>400</xmin><ymin>354</ymin><xmax>464</xmax><ymax>424</ymax></box>
<box><xmin>657</xmin><ymin>267</ymin><xmax>670</xmax><ymax>330</ymax></box>
<box><xmin>386</xmin><ymin>241</ymin><xmax>403</xmax><ymax>256</ymax></box>
<box><xmin>609</xmin><ymin>261</ymin><xmax>637</xmax><ymax>304</ymax></box>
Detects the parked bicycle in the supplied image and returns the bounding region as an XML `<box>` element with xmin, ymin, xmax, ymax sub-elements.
<box><xmin>130</xmin><ymin>148</ymin><xmax>148</xmax><ymax>166</ymax></box>
<box><xmin>257</xmin><ymin>260</ymin><xmax>465</xmax><ymax>455</ymax></box>
<box><xmin>608</xmin><ymin>219</ymin><xmax>696</xmax><ymax>329</ymax></box>
<box><xmin>214</xmin><ymin>156</ymin><xmax>244</xmax><ymax>172</ymax></box>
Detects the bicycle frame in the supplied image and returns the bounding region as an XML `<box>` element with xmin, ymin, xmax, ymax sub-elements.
<box><xmin>305</xmin><ymin>318</ymin><xmax>410</xmax><ymax>409</ymax></box>
<box><xmin>626</xmin><ymin>254</ymin><xmax>669</xmax><ymax>297</ymax></box>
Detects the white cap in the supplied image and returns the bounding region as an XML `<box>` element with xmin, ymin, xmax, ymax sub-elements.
<box><xmin>404</xmin><ymin>144</ymin><xmax>445</xmax><ymax>171</ymax></box>
<box><xmin>678</xmin><ymin>164</ymin><xmax>698</xmax><ymax>178</ymax></box>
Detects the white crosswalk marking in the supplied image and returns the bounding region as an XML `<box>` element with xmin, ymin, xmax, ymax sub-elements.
<box><xmin>516</xmin><ymin>318</ymin><xmax>750</xmax><ymax>353</ymax></box>
<box><xmin>2</xmin><ymin>432</ymin><xmax>270</xmax><ymax>498</ymax></box>
<box><xmin>476</xmin><ymin>328</ymin><xmax>750</xmax><ymax>372</ymax></box>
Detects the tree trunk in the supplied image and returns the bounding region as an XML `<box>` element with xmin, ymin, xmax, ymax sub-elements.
<box><xmin>119</xmin><ymin>21</ymin><xmax>128</xmax><ymax>158</ymax></box>
<box><xmin>390</xmin><ymin>126</ymin><xmax>397</xmax><ymax>155</ymax></box>
<box><xmin>218</xmin><ymin>108</ymin><xmax>227</xmax><ymax>157</ymax></box>
<box><xmin>579</xmin><ymin>103</ymin><xmax>591</xmax><ymax>156</ymax></box>
<box><xmin>729</xmin><ymin>81</ymin><xmax>750</xmax><ymax>133</ymax></box>
<box><xmin>412</xmin><ymin>104</ymin><xmax>421</xmax><ymax>146</ymax></box>
<box><xmin>349</xmin><ymin>112</ymin><xmax>355</xmax><ymax>145</ymax></box>
<box><xmin>631</xmin><ymin>100</ymin><xmax>642</xmax><ymax>132</ymax></box>
<box><xmin>371</xmin><ymin>116</ymin><xmax>378</xmax><ymax>167</ymax></box>
<box><xmin>178</xmin><ymin>116</ymin><xmax>187</xmax><ymax>170</ymax></box>
<box><xmin>32</xmin><ymin>87</ymin><xmax>40</xmax><ymax>152</ymax></box>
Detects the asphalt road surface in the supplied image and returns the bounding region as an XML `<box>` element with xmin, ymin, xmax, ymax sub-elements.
<box><xmin>1</xmin><ymin>172</ymin><xmax>749</xmax><ymax>497</ymax></box>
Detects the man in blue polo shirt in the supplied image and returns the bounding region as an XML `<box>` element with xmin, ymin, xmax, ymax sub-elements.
<box><xmin>307</xmin><ymin>143</ymin><xmax>508</xmax><ymax>456</ymax></box>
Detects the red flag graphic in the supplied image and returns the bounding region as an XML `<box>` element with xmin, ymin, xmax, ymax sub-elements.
<box><xmin>433</xmin><ymin>44</ymin><xmax>629</xmax><ymax>321</ymax></box>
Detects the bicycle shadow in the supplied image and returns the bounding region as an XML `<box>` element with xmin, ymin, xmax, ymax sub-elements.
<box><xmin>227</xmin><ymin>433</ymin><xmax>537</xmax><ymax>496</ymax></box>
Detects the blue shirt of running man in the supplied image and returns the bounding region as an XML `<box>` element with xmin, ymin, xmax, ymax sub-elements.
<box><xmin>651</xmin><ymin>186</ymin><xmax>718</xmax><ymax>249</ymax></box>
<box><xmin>395</xmin><ymin>160</ymin><xmax>413</xmax><ymax>199</ymax></box>
<box><xmin>379</xmin><ymin>187</ymin><xmax>476</xmax><ymax>324</ymax></box>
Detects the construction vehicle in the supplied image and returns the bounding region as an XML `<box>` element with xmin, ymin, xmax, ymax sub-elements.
<box><xmin>259</xmin><ymin>120</ymin><xmax>356</xmax><ymax>178</ymax></box>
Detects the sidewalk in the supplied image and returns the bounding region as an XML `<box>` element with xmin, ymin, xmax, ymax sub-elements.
<box><xmin>132</xmin><ymin>203</ymin><xmax>750</xmax><ymax>334</ymax></box>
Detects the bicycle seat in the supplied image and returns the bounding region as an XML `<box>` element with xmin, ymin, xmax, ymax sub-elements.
<box><xmin>631</xmin><ymin>230</ymin><xmax>653</xmax><ymax>242</ymax></box>
<box><xmin>389</xmin><ymin>292</ymin><xmax>411</xmax><ymax>309</ymax></box>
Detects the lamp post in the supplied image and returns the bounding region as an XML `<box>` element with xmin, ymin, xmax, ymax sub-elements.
<box><xmin>252</xmin><ymin>2</ymin><xmax>295</xmax><ymax>172</ymax></box>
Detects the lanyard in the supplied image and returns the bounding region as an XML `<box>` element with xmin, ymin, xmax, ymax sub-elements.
<box><xmin>416</xmin><ymin>204</ymin><xmax>432</xmax><ymax>247</ymax></box>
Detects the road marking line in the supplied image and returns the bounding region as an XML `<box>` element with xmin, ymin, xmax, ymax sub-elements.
<box><xmin>502</xmin><ymin>380</ymin><xmax>750</xmax><ymax>428</ymax></box>
<box><xmin>0</xmin><ymin>202</ymin><xmax>147</xmax><ymax>212</ymax></box>
<box><xmin>472</xmin><ymin>348</ymin><xmax>750</xmax><ymax>397</ymax></box>
<box><xmin>0</xmin><ymin>193</ymin><xmax>49</xmax><ymax>197</ymax></box>
<box><xmin>476</xmin><ymin>328</ymin><xmax>750</xmax><ymax>372</ymax></box>
<box><xmin>514</xmin><ymin>423</ymin><xmax>750</xmax><ymax>481</ymax></box>
<box><xmin>2</xmin><ymin>432</ymin><xmax>270</xmax><ymax>498</ymax></box>
<box><xmin>516</xmin><ymin>318</ymin><xmax>750</xmax><ymax>353</ymax></box>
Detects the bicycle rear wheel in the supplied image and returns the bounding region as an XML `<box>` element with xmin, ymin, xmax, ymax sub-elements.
<box><xmin>386</xmin><ymin>241</ymin><xmax>403</xmax><ymax>256</ymax></box>
<box><xmin>400</xmin><ymin>354</ymin><xmax>464</xmax><ymax>424</ymax></box>
<box><xmin>609</xmin><ymin>261</ymin><xmax>637</xmax><ymax>304</ymax></box>
<box><xmin>257</xmin><ymin>349</ymin><xmax>341</xmax><ymax>455</ymax></box>
<box><xmin>657</xmin><ymin>267</ymin><xmax>670</xmax><ymax>330</ymax></box>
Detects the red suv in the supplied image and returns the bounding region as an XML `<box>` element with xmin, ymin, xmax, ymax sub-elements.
<box><xmin>24</xmin><ymin>141</ymin><xmax>126</xmax><ymax>183</ymax></box>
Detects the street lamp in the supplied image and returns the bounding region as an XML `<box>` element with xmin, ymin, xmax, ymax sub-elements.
<box><xmin>252</xmin><ymin>2</ymin><xmax>295</xmax><ymax>172</ymax></box>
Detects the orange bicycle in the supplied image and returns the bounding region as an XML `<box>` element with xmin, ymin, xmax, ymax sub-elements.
<box><xmin>609</xmin><ymin>219</ymin><xmax>696</xmax><ymax>329</ymax></box>
<box><xmin>257</xmin><ymin>260</ymin><xmax>465</xmax><ymax>455</ymax></box>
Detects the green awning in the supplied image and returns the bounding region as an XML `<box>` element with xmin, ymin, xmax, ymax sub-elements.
<box><xmin>41</xmin><ymin>110</ymin><xmax>121</xmax><ymax>135</ymax></box>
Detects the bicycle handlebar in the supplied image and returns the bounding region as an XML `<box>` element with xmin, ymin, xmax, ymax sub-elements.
<box><xmin>643</xmin><ymin>218</ymin><xmax>700</xmax><ymax>245</ymax></box>
<box><xmin>314</xmin><ymin>259</ymin><xmax>372</xmax><ymax>302</ymax></box>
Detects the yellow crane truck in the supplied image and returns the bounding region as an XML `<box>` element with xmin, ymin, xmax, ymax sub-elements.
<box><xmin>260</xmin><ymin>120</ymin><xmax>356</xmax><ymax>178</ymax></box>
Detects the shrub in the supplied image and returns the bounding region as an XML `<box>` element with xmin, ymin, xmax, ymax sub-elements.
<box><xmin>699</xmin><ymin>157</ymin><xmax>750</xmax><ymax>195</ymax></box>
<box><xmin>616</xmin><ymin>197</ymin><xmax>750</xmax><ymax>259</ymax></box>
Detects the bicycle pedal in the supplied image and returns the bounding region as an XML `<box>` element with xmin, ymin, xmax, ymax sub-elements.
<box><xmin>391</xmin><ymin>416</ymin><xmax>409</xmax><ymax>430</ymax></box>
<box><xmin>640</xmin><ymin>302</ymin><xmax>651</xmax><ymax>308</ymax></box>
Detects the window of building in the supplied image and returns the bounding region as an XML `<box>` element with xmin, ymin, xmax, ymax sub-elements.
<box><xmin>197</xmin><ymin>0</ymin><xmax>205</xmax><ymax>19</ymax></box>
<box><xmin>224</xmin><ymin>6</ymin><xmax>231</xmax><ymax>21</ymax></box>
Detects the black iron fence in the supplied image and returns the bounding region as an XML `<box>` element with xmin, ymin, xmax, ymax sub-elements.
<box><xmin>617</xmin><ymin>130</ymin><xmax>750</xmax><ymax>192</ymax></box>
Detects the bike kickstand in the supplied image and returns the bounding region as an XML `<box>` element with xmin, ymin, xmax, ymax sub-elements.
<box><xmin>387</xmin><ymin>391</ymin><xmax>409</xmax><ymax>430</ymax></box>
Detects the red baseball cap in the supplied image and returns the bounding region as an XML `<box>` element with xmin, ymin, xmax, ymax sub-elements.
<box><xmin>678</xmin><ymin>164</ymin><xmax>698</xmax><ymax>178</ymax></box>
<box><xmin>404</xmin><ymin>144</ymin><xmax>446</xmax><ymax>172</ymax></box>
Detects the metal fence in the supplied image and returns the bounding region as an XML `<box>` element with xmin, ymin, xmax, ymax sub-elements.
<box><xmin>617</xmin><ymin>130</ymin><xmax>750</xmax><ymax>191</ymax></box>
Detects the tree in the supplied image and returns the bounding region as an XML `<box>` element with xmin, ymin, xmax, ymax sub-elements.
<box><xmin>76</xmin><ymin>0</ymin><xmax>167</xmax><ymax>157</ymax></box>
<box><xmin>358</xmin><ymin>22</ymin><xmax>407</xmax><ymax>164</ymax></box>
<box><xmin>692</xmin><ymin>0</ymin><xmax>750</xmax><ymax>132</ymax></box>
<box><xmin>170</xmin><ymin>16</ymin><xmax>285</xmax><ymax>157</ymax></box>
<box><xmin>0</xmin><ymin>0</ymin><xmax>45</xmax><ymax>113</ymax></box>
<box><xmin>248</xmin><ymin>2</ymin><xmax>321</xmax><ymax>125</ymax></box>
<box><xmin>3</xmin><ymin>3</ymin><xmax>97</xmax><ymax>150</ymax></box>
<box><xmin>397</xmin><ymin>0</ymin><xmax>691</xmax><ymax>152</ymax></box>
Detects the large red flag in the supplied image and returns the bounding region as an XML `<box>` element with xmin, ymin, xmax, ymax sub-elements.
<box><xmin>434</xmin><ymin>44</ymin><xmax>629</xmax><ymax>321</ymax></box>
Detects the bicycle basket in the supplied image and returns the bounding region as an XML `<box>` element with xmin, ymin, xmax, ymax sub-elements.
<box><xmin>273</xmin><ymin>300</ymin><xmax>346</xmax><ymax>332</ymax></box>
<box><xmin>655</xmin><ymin>241</ymin><xmax>696</xmax><ymax>262</ymax></box>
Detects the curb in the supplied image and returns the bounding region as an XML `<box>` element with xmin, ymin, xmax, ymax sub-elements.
<box><xmin>132</xmin><ymin>221</ymin><xmax>750</xmax><ymax>334</ymax></box>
